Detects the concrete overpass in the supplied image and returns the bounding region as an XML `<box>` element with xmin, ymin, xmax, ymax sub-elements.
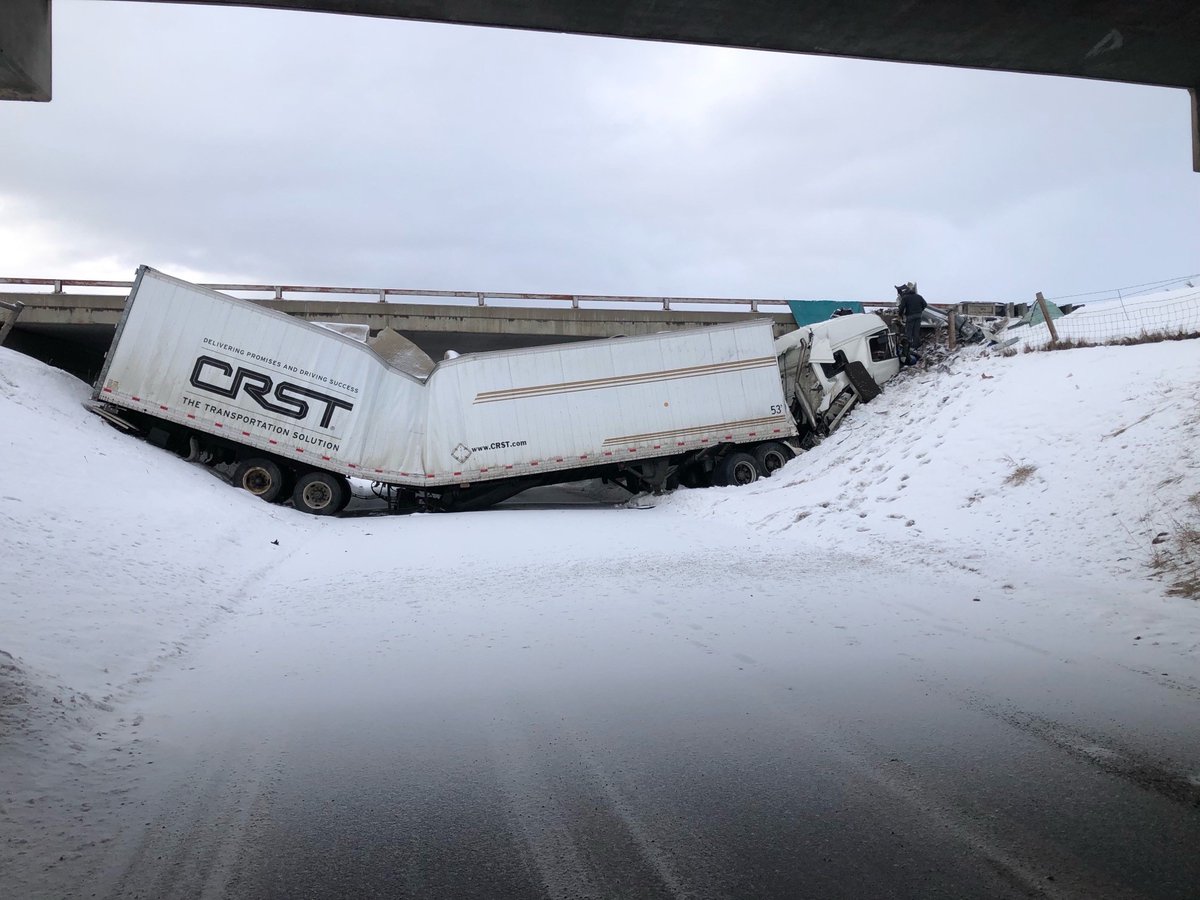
<box><xmin>1</xmin><ymin>284</ymin><xmax>799</xmax><ymax>380</ymax></box>
<box><xmin>3</xmin><ymin>1</ymin><xmax>1199</xmax><ymax>169</ymax></box>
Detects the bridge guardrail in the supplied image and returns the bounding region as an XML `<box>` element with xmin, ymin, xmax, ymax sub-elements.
<box><xmin>0</xmin><ymin>277</ymin><xmax>896</xmax><ymax>315</ymax></box>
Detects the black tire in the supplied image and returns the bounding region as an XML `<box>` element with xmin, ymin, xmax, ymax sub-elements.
<box><xmin>844</xmin><ymin>360</ymin><xmax>882</xmax><ymax>402</ymax></box>
<box><xmin>292</xmin><ymin>471</ymin><xmax>347</xmax><ymax>516</ymax></box>
<box><xmin>715</xmin><ymin>451</ymin><xmax>759</xmax><ymax>487</ymax></box>
<box><xmin>335</xmin><ymin>476</ymin><xmax>354</xmax><ymax>512</ymax></box>
<box><xmin>233</xmin><ymin>458</ymin><xmax>287</xmax><ymax>503</ymax></box>
<box><xmin>279</xmin><ymin>466</ymin><xmax>297</xmax><ymax>501</ymax></box>
<box><xmin>753</xmin><ymin>442</ymin><xmax>793</xmax><ymax>477</ymax></box>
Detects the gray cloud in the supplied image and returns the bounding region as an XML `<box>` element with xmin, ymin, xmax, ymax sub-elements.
<box><xmin>1</xmin><ymin>0</ymin><xmax>1196</xmax><ymax>304</ymax></box>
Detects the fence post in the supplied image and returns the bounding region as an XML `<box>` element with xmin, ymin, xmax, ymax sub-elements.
<box><xmin>947</xmin><ymin>305</ymin><xmax>957</xmax><ymax>351</ymax></box>
<box><xmin>1035</xmin><ymin>291</ymin><xmax>1059</xmax><ymax>345</ymax></box>
<box><xmin>0</xmin><ymin>300</ymin><xmax>25</xmax><ymax>347</ymax></box>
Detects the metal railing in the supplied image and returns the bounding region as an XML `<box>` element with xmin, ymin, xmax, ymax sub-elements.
<box><xmin>0</xmin><ymin>277</ymin><xmax>890</xmax><ymax>314</ymax></box>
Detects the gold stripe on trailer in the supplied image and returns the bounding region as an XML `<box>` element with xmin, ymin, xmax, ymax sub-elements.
<box><xmin>602</xmin><ymin>416</ymin><xmax>792</xmax><ymax>446</ymax></box>
<box><xmin>473</xmin><ymin>356</ymin><xmax>777</xmax><ymax>404</ymax></box>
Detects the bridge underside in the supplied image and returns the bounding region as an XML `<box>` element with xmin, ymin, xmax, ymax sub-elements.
<box><xmin>190</xmin><ymin>1</ymin><xmax>1200</xmax><ymax>88</ymax></box>
<box><xmin>4</xmin><ymin>2</ymin><xmax>1199</xmax><ymax>167</ymax></box>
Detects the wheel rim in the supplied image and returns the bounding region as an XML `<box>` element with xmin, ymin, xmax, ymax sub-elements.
<box><xmin>762</xmin><ymin>451</ymin><xmax>786</xmax><ymax>474</ymax></box>
<box><xmin>732</xmin><ymin>461</ymin><xmax>757</xmax><ymax>485</ymax></box>
<box><xmin>242</xmin><ymin>467</ymin><xmax>274</xmax><ymax>495</ymax></box>
<box><xmin>302</xmin><ymin>481</ymin><xmax>333</xmax><ymax>510</ymax></box>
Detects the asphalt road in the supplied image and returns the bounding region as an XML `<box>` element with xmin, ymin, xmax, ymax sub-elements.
<box><xmin>19</xmin><ymin>510</ymin><xmax>1200</xmax><ymax>900</ymax></box>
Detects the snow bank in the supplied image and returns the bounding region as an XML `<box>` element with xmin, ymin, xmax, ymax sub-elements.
<box><xmin>0</xmin><ymin>348</ymin><xmax>311</xmax><ymax>720</ymax></box>
<box><xmin>663</xmin><ymin>338</ymin><xmax>1200</xmax><ymax>634</ymax></box>
<box><xmin>2</xmin><ymin>334</ymin><xmax>1199</xmax><ymax>736</ymax></box>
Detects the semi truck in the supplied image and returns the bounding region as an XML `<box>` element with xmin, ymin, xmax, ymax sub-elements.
<box><xmin>88</xmin><ymin>267</ymin><xmax>899</xmax><ymax>513</ymax></box>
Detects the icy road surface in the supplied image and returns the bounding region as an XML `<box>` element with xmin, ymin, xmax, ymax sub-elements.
<box><xmin>33</xmin><ymin>509</ymin><xmax>1200</xmax><ymax>900</ymax></box>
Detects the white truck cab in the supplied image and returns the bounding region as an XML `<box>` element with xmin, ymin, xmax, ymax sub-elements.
<box><xmin>774</xmin><ymin>313</ymin><xmax>899</xmax><ymax>437</ymax></box>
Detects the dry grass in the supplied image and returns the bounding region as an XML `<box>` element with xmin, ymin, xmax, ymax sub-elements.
<box><xmin>1149</xmin><ymin>521</ymin><xmax>1200</xmax><ymax>601</ymax></box>
<box><xmin>1003</xmin><ymin>458</ymin><xmax>1038</xmax><ymax>486</ymax></box>
<box><xmin>1033</xmin><ymin>330</ymin><xmax>1200</xmax><ymax>353</ymax></box>
<box><xmin>1110</xmin><ymin>330</ymin><xmax>1200</xmax><ymax>346</ymax></box>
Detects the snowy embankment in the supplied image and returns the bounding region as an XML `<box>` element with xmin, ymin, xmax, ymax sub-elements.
<box><xmin>0</xmin><ymin>350</ymin><xmax>312</xmax><ymax>740</ymax></box>
<box><xmin>2</xmin><ymin>335</ymin><xmax>1199</xmax><ymax>742</ymax></box>
<box><xmin>663</xmin><ymin>338</ymin><xmax>1200</xmax><ymax>635</ymax></box>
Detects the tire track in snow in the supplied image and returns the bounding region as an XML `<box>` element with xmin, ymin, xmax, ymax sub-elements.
<box><xmin>727</xmin><ymin>675</ymin><xmax>1144</xmax><ymax>900</ymax></box>
<box><xmin>94</xmin><ymin>739</ymin><xmax>278</xmax><ymax>900</ymax></box>
<box><xmin>110</xmin><ymin>538</ymin><xmax>311</xmax><ymax>702</ymax></box>
<box><xmin>486</xmin><ymin>707</ymin><xmax>700</xmax><ymax>900</ymax></box>
<box><xmin>645</xmin><ymin>598</ymin><xmax>1188</xmax><ymax>899</ymax></box>
<box><xmin>969</xmin><ymin>702</ymin><xmax>1200</xmax><ymax>809</ymax></box>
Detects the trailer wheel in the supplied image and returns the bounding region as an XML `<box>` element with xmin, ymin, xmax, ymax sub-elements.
<box><xmin>753</xmin><ymin>442</ymin><xmax>793</xmax><ymax>477</ymax></box>
<box><xmin>335</xmin><ymin>477</ymin><xmax>354</xmax><ymax>512</ymax></box>
<box><xmin>292</xmin><ymin>472</ymin><xmax>346</xmax><ymax>516</ymax></box>
<box><xmin>233</xmin><ymin>458</ymin><xmax>287</xmax><ymax>503</ymax></box>
<box><xmin>715</xmin><ymin>452</ymin><xmax>759</xmax><ymax>487</ymax></box>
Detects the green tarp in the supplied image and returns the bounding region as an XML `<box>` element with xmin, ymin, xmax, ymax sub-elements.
<box><xmin>1023</xmin><ymin>299</ymin><xmax>1065</xmax><ymax>325</ymax></box>
<box><xmin>787</xmin><ymin>300</ymin><xmax>864</xmax><ymax>326</ymax></box>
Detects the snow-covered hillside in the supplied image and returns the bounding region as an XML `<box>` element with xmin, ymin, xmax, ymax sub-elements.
<box><xmin>3</xmin><ymin>335</ymin><xmax>1197</xmax><ymax>732</ymax></box>
<box><xmin>0</xmin><ymin>350</ymin><xmax>312</xmax><ymax>740</ymax></box>
<box><xmin>664</xmin><ymin>339</ymin><xmax>1200</xmax><ymax>618</ymax></box>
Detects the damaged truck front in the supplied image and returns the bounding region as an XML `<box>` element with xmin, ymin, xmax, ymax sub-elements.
<box><xmin>775</xmin><ymin>313</ymin><xmax>900</xmax><ymax>445</ymax></box>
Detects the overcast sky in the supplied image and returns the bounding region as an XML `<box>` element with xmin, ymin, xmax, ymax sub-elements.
<box><xmin>1</xmin><ymin>0</ymin><xmax>1197</xmax><ymax>303</ymax></box>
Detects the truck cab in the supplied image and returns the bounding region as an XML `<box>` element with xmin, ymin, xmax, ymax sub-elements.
<box><xmin>774</xmin><ymin>313</ymin><xmax>899</xmax><ymax>437</ymax></box>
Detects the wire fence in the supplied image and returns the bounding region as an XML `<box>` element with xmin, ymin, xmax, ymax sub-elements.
<box><xmin>1012</xmin><ymin>282</ymin><xmax>1200</xmax><ymax>351</ymax></box>
<box><xmin>1042</xmin><ymin>272</ymin><xmax>1200</xmax><ymax>304</ymax></box>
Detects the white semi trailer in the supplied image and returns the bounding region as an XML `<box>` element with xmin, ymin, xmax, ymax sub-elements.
<box><xmin>89</xmin><ymin>267</ymin><xmax>898</xmax><ymax>513</ymax></box>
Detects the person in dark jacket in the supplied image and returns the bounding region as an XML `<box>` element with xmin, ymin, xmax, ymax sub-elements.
<box><xmin>895</xmin><ymin>281</ymin><xmax>927</xmax><ymax>351</ymax></box>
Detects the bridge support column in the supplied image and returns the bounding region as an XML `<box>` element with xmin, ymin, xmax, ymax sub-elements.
<box><xmin>0</xmin><ymin>0</ymin><xmax>50</xmax><ymax>101</ymax></box>
<box><xmin>1191</xmin><ymin>87</ymin><xmax>1199</xmax><ymax>173</ymax></box>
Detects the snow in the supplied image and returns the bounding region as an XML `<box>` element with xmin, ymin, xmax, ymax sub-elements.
<box><xmin>2</xmin><ymin>321</ymin><xmax>1200</xmax><ymax>887</ymax></box>
<box><xmin>1013</xmin><ymin>284</ymin><xmax>1200</xmax><ymax>348</ymax></box>
<box><xmin>3</xmin><ymin>332</ymin><xmax>1196</xmax><ymax>713</ymax></box>
<box><xmin>312</xmin><ymin>321</ymin><xmax>370</xmax><ymax>342</ymax></box>
<box><xmin>664</xmin><ymin>339</ymin><xmax>1200</xmax><ymax>612</ymax></box>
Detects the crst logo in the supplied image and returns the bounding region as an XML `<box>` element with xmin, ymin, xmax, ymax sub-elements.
<box><xmin>189</xmin><ymin>356</ymin><xmax>354</xmax><ymax>428</ymax></box>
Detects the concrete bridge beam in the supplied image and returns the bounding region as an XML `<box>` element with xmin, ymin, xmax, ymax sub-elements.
<box><xmin>3</xmin><ymin>290</ymin><xmax>798</xmax><ymax>378</ymax></box>
<box><xmin>6</xmin><ymin>291</ymin><xmax>795</xmax><ymax>337</ymax></box>
<box><xmin>0</xmin><ymin>0</ymin><xmax>51</xmax><ymax>101</ymax></box>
